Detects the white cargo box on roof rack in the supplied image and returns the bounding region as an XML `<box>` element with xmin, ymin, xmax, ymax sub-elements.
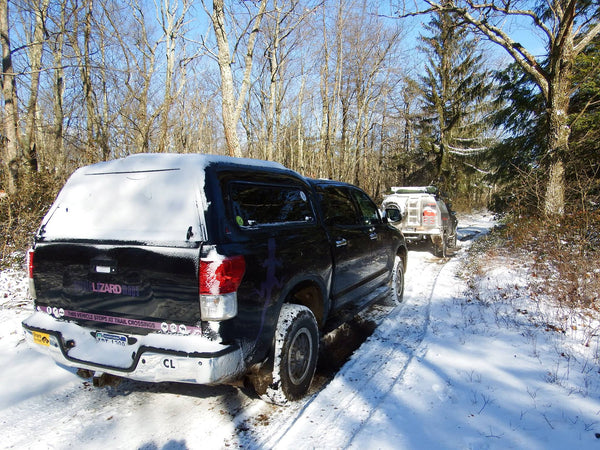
<box><xmin>390</xmin><ymin>186</ymin><xmax>438</xmax><ymax>195</ymax></box>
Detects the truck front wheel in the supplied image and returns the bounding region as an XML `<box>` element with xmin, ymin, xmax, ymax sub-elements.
<box><xmin>262</xmin><ymin>304</ymin><xmax>319</xmax><ymax>404</ymax></box>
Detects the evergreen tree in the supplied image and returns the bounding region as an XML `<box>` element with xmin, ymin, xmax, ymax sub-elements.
<box><xmin>488</xmin><ymin>63</ymin><xmax>546</xmax><ymax>212</ymax></box>
<box><xmin>568</xmin><ymin>33</ymin><xmax>600</xmax><ymax>209</ymax></box>
<box><xmin>415</xmin><ymin>9</ymin><xmax>496</xmax><ymax>206</ymax></box>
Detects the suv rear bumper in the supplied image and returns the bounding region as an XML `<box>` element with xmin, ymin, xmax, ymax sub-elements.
<box><xmin>22</xmin><ymin>311</ymin><xmax>245</xmax><ymax>385</ymax></box>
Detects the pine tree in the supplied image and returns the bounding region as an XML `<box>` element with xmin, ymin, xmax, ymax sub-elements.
<box><xmin>415</xmin><ymin>9</ymin><xmax>496</xmax><ymax>206</ymax></box>
<box><xmin>568</xmin><ymin>33</ymin><xmax>600</xmax><ymax>209</ymax></box>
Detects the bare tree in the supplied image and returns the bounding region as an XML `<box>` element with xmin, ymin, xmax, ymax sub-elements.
<box><xmin>398</xmin><ymin>0</ymin><xmax>600</xmax><ymax>216</ymax></box>
<box><xmin>258</xmin><ymin>0</ymin><xmax>316</xmax><ymax>161</ymax></box>
<box><xmin>205</xmin><ymin>0</ymin><xmax>267</xmax><ymax>157</ymax></box>
<box><xmin>22</xmin><ymin>0</ymin><xmax>50</xmax><ymax>173</ymax></box>
<box><xmin>69</xmin><ymin>0</ymin><xmax>102</xmax><ymax>162</ymax></box>
<box><xmin>0</xmin><ymin>0</ymin><xmax>20</xmax><ymax>194</ymax></box>
<box><xmin>318</xmin><ymin>0</ymin><xmax>345</xmax><ymax>179</ymax></box>
<box><xmin>156</xmin><ymin>0</ymin><xmax>191</xmax><ymax>153</ymax></box>
<box><xmin>105</xmin><ymin>0</ymin><xmax>159</xmax><ymax>154</ymax></box>
<box><xmin>45</xmin><ymin>0</ymin><xmax>69</xmax><ymax>174</ymax></box>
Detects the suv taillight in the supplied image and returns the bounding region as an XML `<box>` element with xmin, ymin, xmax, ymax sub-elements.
<box><xmin>27</xmin><ymin>249</ymin><xmax>36</xmax><ymax>299</ymax></box>
<box><xmin>423</xmin><ymin>206</ymin><xmax>437</xmax><ymax>226</ymax></box>
<box><xmin>199</xmin><ymin>255</ymin><xmax>245</xmax><ymax>320</ymax></box>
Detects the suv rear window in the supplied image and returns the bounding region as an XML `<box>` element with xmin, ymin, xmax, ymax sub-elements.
<box><xmin>230</xmin><ymin>182</ymin><xmax>315</xmax><ymax>227</ymax></box>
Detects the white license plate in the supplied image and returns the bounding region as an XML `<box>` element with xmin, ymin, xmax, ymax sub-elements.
<box><xmin>95</xmin><ymin>331</ymin><xmax>127</xmax><ymax>346</ymax></box>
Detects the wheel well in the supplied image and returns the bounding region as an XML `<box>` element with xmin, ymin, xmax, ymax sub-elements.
<box><xmin>288</xmin><ymin>282</ymin><xmax>325</xmax><ymax>329</ymax></box>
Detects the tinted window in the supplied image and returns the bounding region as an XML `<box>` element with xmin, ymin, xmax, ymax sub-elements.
<box><xmin>351</xmin><ymin>189</ymin><xmax>381</xmax><ymax>225</ymax></box>
<box><xmin>318</xmin><ymin>186</ymin><xmax>359</xmax><ymax>226</ymax></box>
<box><xmin>230</xmin><ymin>182</ymin><xmax>314</xmax><ymax>227</ymax></box>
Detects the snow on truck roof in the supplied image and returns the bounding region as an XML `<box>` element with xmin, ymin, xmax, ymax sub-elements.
<box><xmin>40</xmin><ymin>154</ymin><xmax>289</xmax><ymax>244</ymax></box>
<box><xmin>77</xmin><ymin>153</ymin><xmax>287</xmax><ymax>175</ymax></box>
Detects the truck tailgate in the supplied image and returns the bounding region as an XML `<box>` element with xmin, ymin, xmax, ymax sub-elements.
<box><xmin>33</xmin><ymin>243</ymin><xmax>200</xmax><ymax>332</ymax></box>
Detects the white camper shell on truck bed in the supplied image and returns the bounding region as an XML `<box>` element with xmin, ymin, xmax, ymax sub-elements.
<box><xmin>382</xmin><ymin>186</ymin><xmax>457</xmax><ymax>257</ymax></box>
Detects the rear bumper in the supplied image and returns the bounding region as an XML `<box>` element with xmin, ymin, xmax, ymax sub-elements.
<box><xmin>400</xmin><ymin>228</ymin><xmax>442</xmax><ymax>243</ymax></box>
<box><xmin>401</xmin><ymin>226</ymin><xmax>442</xmax><ymax>236</ymax></box>
<box><xmin>22</xmin><ymin>311</ymin><xmax>245</xmax><ymax>385</ymax></box>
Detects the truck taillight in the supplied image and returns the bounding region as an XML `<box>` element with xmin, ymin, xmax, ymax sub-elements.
<box><xmin>199</xmin><ymin>255</ymin><xmax>245</xmax><ymax>320</ymax></box>
<box><xmin>27</xmin><ymin>249</ymin><xmax>36</xmax><ymax>299</ymax></box>
<box><xmin>423</xmin><ymin>207</ymin><xmax>437</xmax><ymax>226</ymax></box>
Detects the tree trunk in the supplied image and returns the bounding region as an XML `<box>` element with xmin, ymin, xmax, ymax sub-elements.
<box><xmin>69</xmin><ymin>0</ymin><xmax>98</xmax><ymax>163</ymax></box>
<box><xmin>0</xmin><ymin>0</ymin><xmax>20</xmax><ymax>195</ymax></box>
<box><xmin>212</xmin><ymin>0</ymin><xmax>242</xmax><ymax>158</ymax></box>
<box><xmin>157</xmin><ymin>0</ymin><xmax>189</xmax><ymax>153</ymax></box>
<box><xmin>211</xmin><ymin>0</ymin><xmax>266</xmax><ymax>158</ymax></box>
<box><xmin>50</xmin><ymin>0</ymin><xmax>67</xmax><ymax>175</ymax></box>
<box><xmin>24</xmin><ymin>0</ymin><xmax>49</xmax><ymax>173</ymax></box>
<box><xmin>543</xmin><ymin>15</ymin><xmax>575</xmax><ymax>216</ymax></box>
<box><xmin>544</xmin><ymin>81</ymin><xmax>571</xmax><ymax>216</ymax></box>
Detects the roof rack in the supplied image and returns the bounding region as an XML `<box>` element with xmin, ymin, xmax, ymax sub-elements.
<box><xmin>390</xmin><ymin>186</ymin><xmax>438</xmax><ymax>195</ymax></box>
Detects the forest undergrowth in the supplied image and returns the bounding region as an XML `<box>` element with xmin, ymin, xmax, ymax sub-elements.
<box><xmin>0</xmin><ymin>173</ymin><xmax>61</xmax><ymax>267</ymax></box>
<box><xmin>462</xmin><ymin>211</ymin><xmax>600</xmax><ymax>371</ymax></box>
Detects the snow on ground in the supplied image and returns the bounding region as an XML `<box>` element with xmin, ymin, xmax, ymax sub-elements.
<box><xmin>2</xmin><ymin>213</ymin><xmax>600</xmax><ymax>449</ymax></box>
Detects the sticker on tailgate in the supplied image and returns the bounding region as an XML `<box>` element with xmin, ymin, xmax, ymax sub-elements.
<box><xmin>33</xmin><ymin>331</ymin><xmax>50</xmax><ymax>346</ymax></box>
<box><xmin>95</xmin><ymin>331</ymin><xmax>127</xmax><ymax>346</ymax></box>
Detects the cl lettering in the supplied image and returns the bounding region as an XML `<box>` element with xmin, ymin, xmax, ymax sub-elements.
<box><xmin>163</xmin><ymin>359</ymin><xmax>175</xmax><ymax>369</ymax></box>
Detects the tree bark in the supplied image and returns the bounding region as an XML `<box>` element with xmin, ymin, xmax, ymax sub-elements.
<box><xmin>157</xmin><ymin>0</ymin><xmax>190</xmax><ymax>153</ymax></box>
<box><xmin>23</xmin><ymin>0</ymin><xmax>49</xmax><ymax>173</ymax></box>
<box><xmin>49</xmin><ymin>0</ymin><xmax>67</xmax><ymax>174</ymax></box>
<box><xmin>0</xmin><ymin>0</ymin><xmax>20</xmax><ymax>194</ymax></box>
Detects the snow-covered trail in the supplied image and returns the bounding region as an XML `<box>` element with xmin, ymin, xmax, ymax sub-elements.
<box><xmin>256</xmin><ymin>246</ymin><xmax>451</xmax><ymax>449</ymax></box>
<box><xmin>0</xmin><ymin>234</ymin><xmax>455</xmax><ymax>449</ymax></box>
<box><xmin>4</xmin><ymin>213</ymin><xmax>598</xmax><ymax>449</ymax></box>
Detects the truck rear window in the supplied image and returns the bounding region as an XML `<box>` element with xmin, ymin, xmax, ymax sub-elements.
<box><xmin>39</xmin><ymin>168</ymin><xmax>203</xmax><ymax>243</ymax></box>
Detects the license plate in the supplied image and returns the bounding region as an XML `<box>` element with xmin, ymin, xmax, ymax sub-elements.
<box><xmin>33</xmin><ymin>331</ymin><xmax>50</xmax><ymax>346</ymax></box>
<box><xmin>95</xmin><ymin>331</ymin><xmax>127</xmax><ymax>346</ymax></box>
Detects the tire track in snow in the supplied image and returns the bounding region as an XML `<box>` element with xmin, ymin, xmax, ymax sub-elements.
<box><xmin>258</xmin><ymin>252</ymin><xmax>447</xmax><ymax>449</ymax></box>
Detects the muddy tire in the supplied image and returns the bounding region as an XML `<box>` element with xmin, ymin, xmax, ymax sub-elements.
<box><xmin>261</xmin><ymin>304</ymin><xmax>319</xmax><ymax>405</ymax></box>
<box><xmin>434</xmin><ymin>233</ymin><xmax>447</xmax><ymax>258</ymax></box>
<box><xmin>390</xmin><ymin>255</ymin><xmax>405</xmax><ymax>304</ymax></box>
<box><xmin>447</xmin><ymin>230</ymin><xmax>457</xmax><ymax>249</ymax></box>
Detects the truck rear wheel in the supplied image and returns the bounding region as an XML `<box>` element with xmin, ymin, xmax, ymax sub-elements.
<box><xmin>434</xmin><ymin>233</ymin><xmax>447</xmax><ymax>258</ymax></box>
<box><xmin>261</xmin><ymin>304</ymin><xmax>319</xmax><ymax>405</ymax></box>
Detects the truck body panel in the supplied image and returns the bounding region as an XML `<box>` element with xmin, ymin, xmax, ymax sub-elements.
<box><xmin>23</xmin><ymin>154</ymin><xmax>407</xmax><ymax>394</ymax></box>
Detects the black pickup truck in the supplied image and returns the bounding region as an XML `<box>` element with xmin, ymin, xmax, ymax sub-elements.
<box><xmin>22</xmin><ymin>154</ymin><xmax>407</xmax><ymax>404</ymax></box>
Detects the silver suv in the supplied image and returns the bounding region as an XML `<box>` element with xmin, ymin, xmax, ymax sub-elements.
<box><xmin>383</xmin><ymin>186</ymin><xmax>457</xmax><ymax>257</ymax></box>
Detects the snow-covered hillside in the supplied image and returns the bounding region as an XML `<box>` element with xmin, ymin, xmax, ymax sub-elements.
<box><xmin>1</xmin><ymin>213</ymin><xmax>599</xmax><ymax>449</ymax></box>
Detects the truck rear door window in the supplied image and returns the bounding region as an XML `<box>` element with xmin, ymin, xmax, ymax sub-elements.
<box><xmin>230</xmin><ymin>182</ymin><xmax>315</xmax><ymax>227</ymax></box>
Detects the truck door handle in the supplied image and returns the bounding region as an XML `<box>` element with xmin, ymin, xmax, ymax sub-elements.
<box><xmin>335</xmin><ymin>238</ymin><xmax>348</xmax><ymax>248</ymax></box>
<box><xmin>368</xmin><ymin>227</ymin><xmax>377</xmax><ymax>240</ymax></box>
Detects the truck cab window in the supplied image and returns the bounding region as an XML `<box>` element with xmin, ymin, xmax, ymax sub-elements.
<box><xmin>230</xmin><ymin>182</ymin><xmax>314</xmax><ymax>227</ymax></box>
